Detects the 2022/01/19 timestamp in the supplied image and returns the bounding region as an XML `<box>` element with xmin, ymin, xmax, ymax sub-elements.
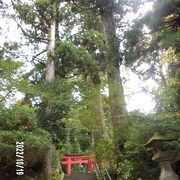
<box><xmin>16</xmin><ymin>142</ymin><xmax>24</xmax><ymax>175</ymax></box>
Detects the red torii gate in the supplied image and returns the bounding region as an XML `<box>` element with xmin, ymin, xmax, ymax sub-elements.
<box><xmin>61</xmin><ymin>154</ymin><xmax>95</xmax><ymax>174</ymax></box>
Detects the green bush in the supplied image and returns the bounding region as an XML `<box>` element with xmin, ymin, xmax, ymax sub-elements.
<box><xmin>0</xmin><ymin>104</ymin><xmax>51</xmax><ymax>170</ymax></box>
<box><xmin>117</xmin><ymin>112</ymin><xmax>179</xmax><ymax>179</ymax></box>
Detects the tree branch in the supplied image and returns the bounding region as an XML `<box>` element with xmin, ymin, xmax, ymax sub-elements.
<box><xmin>32</xmin><ymin>58</ymin><xmax>46</xmax><ymax>67</ymax></box>
<box><xmin>32</xmin><ymin>50</ymin><xmax>47</xmax><ymax>62</ymax></box>
<box><xmin>72</xmin><ymin>0</ymin><xmax>97</xmax><ymax>11</ymax></box>
<box><xmin>12</xmin><ymin>17</ymin><xmax>48</xmax><ymax>43</ymax></box>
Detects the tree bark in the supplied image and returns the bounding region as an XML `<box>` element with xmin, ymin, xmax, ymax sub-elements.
<box><xmin>90</xmin><ymin>83</ymin><xmax>109</xmax><ymax>140</ymax></box>
<box><xmin>97</xmin><ymin>1</ymin><xmax>128</xmax><ymax>159</ymax></box>
<box><xmin>43</xmin><ymin>2</ymin><xmax>57</xmax><ymax>179</ymax></box>
<box><xmin>91</xmin><ymin>80</ymin><xmax>109</xmax><ymax>140</ymax></box>
<box><xmin>45</xmin><ymin>17</ymin><xmax>56</xmax><ymax>82</ymax></box>
<box><xmin>100</xmin><ymin>0</ymin><xmax>127</xmax><ymax>130</ymax></box>
<box><xmin>43</xmin><ymin>147</ymin><xmax>53</xmax><ymax>180</ymax></box>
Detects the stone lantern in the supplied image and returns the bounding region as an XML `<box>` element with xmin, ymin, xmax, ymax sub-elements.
<box><xmin>145</xmin><ymin>133</ymin><xmax>179</xmax><ymax>180</ymax></box>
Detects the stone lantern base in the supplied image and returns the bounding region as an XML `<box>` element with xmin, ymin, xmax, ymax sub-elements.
<box><xmin>153</xmin><ymin>150</ymin><xmax>179</xmax><ymax>180</ymax></box>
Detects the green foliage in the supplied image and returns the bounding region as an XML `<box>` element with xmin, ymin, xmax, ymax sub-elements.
<box><xmin>156</xmin><ymin>69</ymin><xmax>180</xmax><ymax>112</ymax></box>
<box><xmin>116</xmin><ymin>111</ymin><xmax>180</xmax><ymax>179</ymax></box>
<box><xmin>160</xmin><ymin>31</ymin><xmax>180</xmax><ymax>52</ymax></box>
<box><xmin>37</xmin><ymin>78</ymin><xmax>73</xmax><ymax>145</ymax></box>
<box><xmin>95</xmin><ymin>139</ymin><xmax>117</xmax><ymax>170</ymax></box>
<box><xmin>14</xmin><ymin>2</ymin><xmax>36</xmax><ymax>24</ymax></box>
<box><xmin>55</xmin><ymin>40</ymin><xmax>98</xmax><ymax>77</ymax></box>
<box><xmin>0</xmin><ymin>59</ymin><xmax>23</xmax><ymax>105</ymax></box>
<box><xmin>0</xmin><ymin>104</ymin><xmax>37</xmax><ymax>131</ymax></box>
<box><xmin>0</xmin><ymin>60</ymin><xmax>21</xmax><ymax>72</ymax></box>
<box><xmin>12</xmin><ymin>0</ymin><xmax>55</xmax><ymax>42</ymax></box>
<box><xmin>145</xmin><ymin>0</ymin><xmax>180</xmax><ymax>53</ymax></box>
<box><xmin>0</xmin><ymin>104</ymin><xmax>51</xmax><ymax>145</ymax></box>
<box><xmin>145</xmin><ymin>0</ymin><xmax>180</xmax><ymax>32</ymax></box>
<box><xmin>124</xmin><ymin>20</ymin><xmax>149</xmax><ymax>65</ymax></box>
<box><xmin>124</xmin><ymin>0</ymin><xmax>180</xmax><ymax>67</ymax></box>
<box><xmin>0</xmin><ymin>104</ymin><xmax>51</xmax><ymax>172</ymax></box>
<box><xmin>117</xmin><ymin>117</ymin><xmax>155</xmax><ymax>179</ymax></box>
<box><xmin>35</xmin><ymin>0</ymin><xmax>49</xmax><ymax>5</ymax></box>
<box><xmin>0</xmin><ymin>59</ymin><xmax>22</xmax><ymax>88</ymax></box>
<box><xmin>61</xmin><ymin>102</ymin><xmax>93</xmax><ymax>153</ymax></box>
<box><xmin>1</xmin><ymin>0</ymin><xmax>179</xmax><ymax>178</ymax></box>
<box><xmin>41</xmin><ymin>78</ymin><xmax>72</xmax><ymax>105</ymax></box>
<box><xmin>78</xmin><ymin>29</ymin><xmax>104</xmax><ymax>51</ymax></box>
<box><xmin>0</xmin><ymin>128</ymin><xmax>51</xmax><ymax>150</ymax></box>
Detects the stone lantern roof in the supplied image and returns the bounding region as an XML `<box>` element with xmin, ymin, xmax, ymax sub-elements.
<box><xmin>145</xmin><ymin>132</ymin><xmax>176</xmax><ymax>148</ymax></box>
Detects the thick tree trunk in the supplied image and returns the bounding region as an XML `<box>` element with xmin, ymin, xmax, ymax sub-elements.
<box><xmin>43</xmin><ymin>3</ymin><xmax>56</xmax><ymax>180</ymax></box>
<box><xmin>98</xmin><ymin>1</ymin><xmax>127</xmax><ymax>159</ymax></box>
<box><xmin>91</xmin><ymin>82</ymin><xmax>109</xmax><ymax>140</ymax></box>
<box><xmin>100</xmin><ymin>1</ymin><xmax>126</xmax><ymax>130</ymax></box>
<box><xmin>99</xmin><ymin>93</ymin><xmax>109</xmax><ymax>139</ymax></box>
<box><xmin>43</xmin><ymin>2</ymin><xmax>65</xmax><ymax>179</ymax></box>
<box><xmin>43</xmin><ymin>147</ymin><xmax>53</xmax><ymax>180</ymax></box>
<box><xmin>51</xmin><ymin>145</ymin><xmax>65</xmax><ymax>180</ymax></box>
<box><xmin>45</xmin><ymin>17</ymin><xmax>56</xmax><ymax>82</ymax></box>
